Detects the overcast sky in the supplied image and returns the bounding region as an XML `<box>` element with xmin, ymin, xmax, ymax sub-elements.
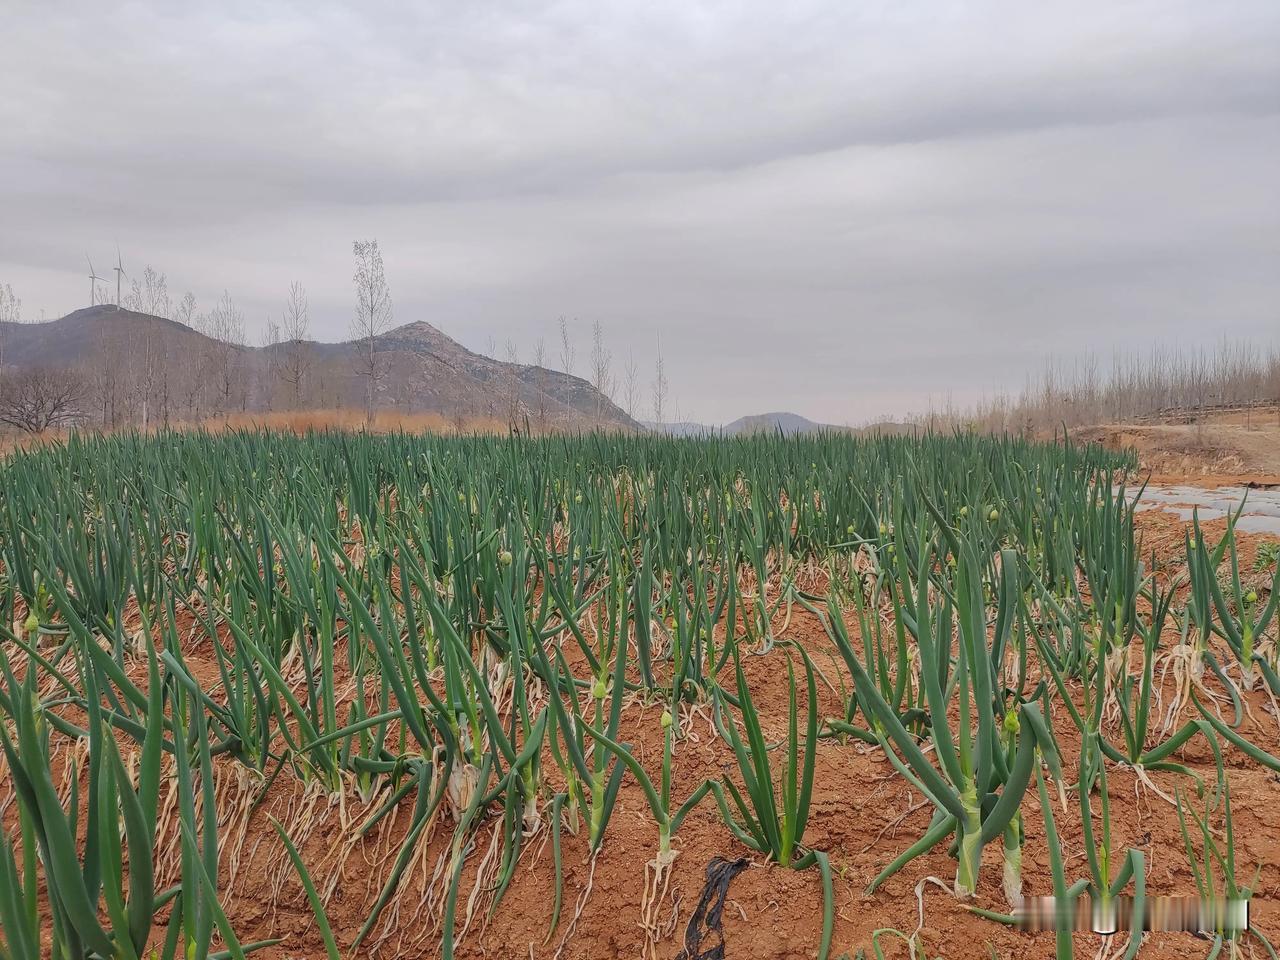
<box><xmin>2</xmin><ymin>2</ymin><xmax>1277</xmax><ymax>424</ymax></box>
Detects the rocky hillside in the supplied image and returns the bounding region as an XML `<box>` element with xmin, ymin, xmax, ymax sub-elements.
<box><xmin>0</xmin><ymin>306</ymin><xmax>640</xmax><ymax>430</ymax></box>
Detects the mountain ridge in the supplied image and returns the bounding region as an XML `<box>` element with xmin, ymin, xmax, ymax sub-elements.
<box><xmin>0</xmin><ymin>305</ymin><xmax>640</xmax><ymax>430</ymax></box>
<box><xmin>645</xmin><ymin>410</ymin><xmax>845</xmax><ymax>436</ymax></box>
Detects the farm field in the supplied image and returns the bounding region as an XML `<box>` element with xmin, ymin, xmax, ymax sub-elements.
<box><xmin>1</xmin><ymin>430</ymin><xmax>1279</xmax><ymax>960</ymax></box>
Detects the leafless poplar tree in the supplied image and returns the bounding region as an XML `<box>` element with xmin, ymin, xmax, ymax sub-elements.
<box><xmin>589</xmin><ymin>319</ymin><xmax>614</xmax><ymax>423</ymax></box>
<box><xmin>352</xmin><ymin>240</ymin><xmax>393</xmax><ymax>425</ymax></box>
<box><xmin>0</xmin><ymin>283</ymin><xmax>20</xmax><ymax>324</ymax></box>
<box><xmin>279</xmin><ymin>281</ymin><xmax>311</xmax><ymax>408</ymax></box>
<box><xmin>173</xmin><ymin>293</ymin><xmax>211</xmax><ymax>420</ymax></box>
<box><xmin>623</xmin><ymin>350</ymin><xmax>639</xmax><ymax>421</ymax></box>
<box><xmin>503</xmin><ymin>339</ymin><xmax>522</xmax><ymax>427</ymax></box>
<box><xmin>484</xmin><ymin>335</ymin><xmax>500</xmax><ymax>418</ymax></box>
<box><xmin>558</xmin><ymin>316</ymin><xmax>575</xmax><ymax>428</ymax></box>
<box><xmin>120</xmin><ymin>266</ymin><xmax>171</xmax><ymax>429</ymax></box>
<box><xmin>175</xmin><ymin>291</ymin><xmax>196</xmax><ymax>329</ymax></box>
<box><xmin>532</xmin><ymin>337</ymin><xmax>549</xmax><ymax>430</ymax></box>
<box><xmin>123</xmin><ymin>265</ymin><xmax>171</xmax><ymax>318</ymax></box>
<box><xmin>0</xmin><ymin>282</ymin><xmax>21</xmax><ymax>371</ymax></box>
<box><xmin>918</xmin><ymin>338</ymin><xmax>1280</xmax><ymax>435</ymax></box>
<box><xmin>651</xmin><ymin>335</ymin><xmax>668</xmax><ymax>426</ymax></box>
<box><xmin>206</xmin><ymin>291</ymin><xmax>246</xmax><ymax>413</ymax></box>
<box><xmin>261</xmin><ymin>317</ymin><xmax>282</xmax><ymax>411</ymax></box>
<box><xmin>85</xmin><ymin>320</ymin><xmax>130</xmax><ymax>428</ymax></box>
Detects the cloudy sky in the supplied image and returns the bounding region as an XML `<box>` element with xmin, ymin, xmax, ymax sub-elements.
<box><xmin>2</xmin><ymin>1</ymin><xmax>1277</xmax><ymax>424</ymax></box>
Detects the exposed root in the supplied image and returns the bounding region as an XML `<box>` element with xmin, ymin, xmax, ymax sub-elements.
<box><xmin>1131</xmin><ymin>763</ymin><xmax>1177</xmax><ymax>807</ymax></box>
<box><xmin>639</xmin><ymin>845</ymin><xmax>680</xmax><ymax>960</ymax></box>
<box><xmin>678</xmin><ymin>699</ymin><xmax>716</xmax><ymax>745</ymax></box>
<box><xmin>912</xmin><ymin>875</ymin><xmax>953</xmax><ymax>942</ymax></box>
<box><xmin>461</xmin><ymin>818</ymin><xmax>503</xmax><ymax>937</ymax></box>
<box><xmin>213</xmin><ymin>762</ymin><xmax>261</xmax><ymax>891</ymax></box>
<box><xmin>552</xmin><ymin>852</ymin><xmax>597</xmax><ymax>960</ymax></box>
<box><xmin>1158</xmin><ymin>642</ymin><xmax>1220</xmax><ymax>734</ymax></box>
<box><xmin>861</xmin><ymin>797</ymin><xmax>930</xmax><ymax>854</ymax></box>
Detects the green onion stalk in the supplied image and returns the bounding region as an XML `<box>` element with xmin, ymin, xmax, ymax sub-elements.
<box><xmin>708</xmin><ymin>640</ymin><xmax>835</xmax><ymax>960</ymax></box>
<box><xmin>1199</xmin><ymin>515</ymin><xmax>1280</xmax><ymax>693</ymax></box>
<box><xmin>586</xmin><ymin>707</ymin><xmax>713</xmax><ymax>958</ymax></box>
<box><xmin>1176</xmin><ymin>779</ymin><xmax>1273</xmax><ymax>955</ymax></box>
<box><xmin>1035</xmin><ymin>572</ymin><xmax>1223</xmax><ymax>802</ymax></box>
<box><xmin>822</xmin><ymin>533</ymin><xmax>1061</xmax><ymax>903</ymax></box>
<box><xmin>1078</xmin><ymin>733</ymin><xmax>1147</xmax><ymax>960</ymax></box>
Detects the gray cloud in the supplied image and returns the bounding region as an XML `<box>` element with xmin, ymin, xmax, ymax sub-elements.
<box><xmin>2</xmin><ymin>0</ymin><xmax>1277</xmax><ymax>423</ymax></box>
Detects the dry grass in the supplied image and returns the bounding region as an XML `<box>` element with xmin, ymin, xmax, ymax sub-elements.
<box><xmin>187</xmin><ymin>408</ymin><xmax>513</xmax><ymax>435</ymax></box>
<box><xmin>0</xmin><ymin>407</ymin><xmax>526</xmax><ymax>455</ymax></box>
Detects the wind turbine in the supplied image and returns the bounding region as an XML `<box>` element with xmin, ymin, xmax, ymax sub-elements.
<box><xmin>113</xmin><ymin>246</ymin><xmax>127</xmax><ymax>309</ymax></box>
<box><xmin>86</xmin><ymin>255</ymin><xmax>108</xmax><ymax>306</ymax></box>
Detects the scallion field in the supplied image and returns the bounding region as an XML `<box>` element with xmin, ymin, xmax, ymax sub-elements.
<box><xmin>1</xmin><ymin>430</ymin><xmax>1278</xmax><ymax>959</ymax></box>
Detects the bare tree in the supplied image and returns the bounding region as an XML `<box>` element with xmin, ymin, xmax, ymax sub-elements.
<box><xmin>0</xmin><ymin>282</ymin><xmax>21</xmax><ymax>371</ymax></box>
<box><xmin>175</xmin><ymin>291</ymin><xmax>197</xmax><ymax>328</ymax></box>
<box><xmin>352</xmin><ymin>240</ymin><xmax>393</xmax><ymax>425</ymax></box>
<box><xmin>532</xmin><ymin>337</ymin><xmax>549</xmax><ymax>430</ymax></box>
<box><xmin>651</xmin><ymin>335</ymin><xmax>668</xmax><ymax>426</ymax></box>
<box><xmin>623</xmin><ymin>350</ymin><xmax>639</xmax><ymax>421</ymax></box>
<box><xmin>484</xmin><ymin>335</ymin><xmax>499</xmax><ymax>418</ymax></box>
<box><xmin>206</xmin><ymin>291</ymin><xmax>246</xmax><ymax>413</ymax></box>
<box><xmin>174</xmin><ymin>293</ymin><xmax>210</xmax><ymax>420</ymax></box>
<box><xmin>260</xmin><ymin>317</ymin><xmax>282</xmax><ymax>410</ymax></box>
<box><xmin>917</xmin><ymin>337</ymin><xmax>1280</xmax><ymax>436</ymax></box>
<box><xmin>155</xmin><ymin>330</ymin><xmax>174</xmax><ymax>429</ymax></box>
<box><xmin>123</xmin><ymin>265</ymin><xmax>171</xmax><ymax>318</ymax></box>
<box><xmin>589</xmin><ymin>319</ymin><xmax>614</xmax><ymax>423</ymax></box>
<box><xmin>558</xmin><ymin>316</ymin><xmax>575</xmax><ymax>428</ymax></box>
<box><xmin>503</xmin><ymin>339</ymin><xmax>522</xmax><ymax>428</ymax></box>
<box><xmin>85</xmin><ymin>320</ymin><xmax>130</xmax><ymax>429</ymax></box>
<box><xmin>132</xmin><ymin>328</ymin><xmax>162</xmax><ymax>430</ymax></box>
<box><xmin>279</xmin><ymin>281</ymin><xmax>311</xmax><ymax>408</ymax></box>
<box><xmin>0</xmin><ymin>283</ymin><xmax>21</xmax><ymax>324</ymax></box>
<box><xmin>120</xmin><ymin>266</ymin><xmax>171</xmax><ymax>430</ymax></box>
<box><xmin>0</xmin><ymin>366</ymin><xmax>83</xmax><ymax>433</ymax></box>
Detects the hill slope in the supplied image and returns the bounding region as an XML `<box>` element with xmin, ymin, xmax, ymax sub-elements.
<box><xmin>0</xmin><ymin>306</ymin><xmax>639</xmax><ymax>430</ymax></box>
<box><xmin>645</xmin><ymin>411</ymin><xmax>843</xmax><ymax>436</ymax></box>
<box><xmin>723</xmin><ymin>411</ymin><xmax>835</xmax><ymax>435</ymax></box>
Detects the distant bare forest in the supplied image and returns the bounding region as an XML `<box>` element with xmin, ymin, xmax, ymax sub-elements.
<box><xmin>908</xmin><ymin>340</ymin><xmax>1280</xmax><ymax>436</ymax></box>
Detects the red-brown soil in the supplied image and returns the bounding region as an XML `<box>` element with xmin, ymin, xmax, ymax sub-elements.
<box><xmin>4</xmin><ymin>480</ymin><xmax>1278</xmax><ymax>960</ymax></box>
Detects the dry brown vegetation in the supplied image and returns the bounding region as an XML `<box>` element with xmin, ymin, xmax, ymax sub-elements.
<box><xmin>0</xmin><ymin>408</ymin><xmax>590</xmax><ymax>456</ymax></box>
<box><xmin>910</xmin><ymin>341</ymin><xmax>1280</xmax><ymax>440</ymax></box>
<box><xmin>178</xmin><ymin>409</ymin><xmax>514</xmax><ymax>437</ymax></box>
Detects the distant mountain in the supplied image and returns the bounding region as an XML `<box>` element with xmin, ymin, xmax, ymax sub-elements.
<box><xmin>723</xmin><ymin>411</ymin><xmax>834</xmax><ymax>435</ymax></box>
<box><xmin>0</xmin><ymin>307</ymin><xmax>203</xmax><ymax>369</ymax></box>
<box><xmin>0</xmin><ymin>305</ymin><xmax>639</xmax><ymax>430</ymax></box>
<box><xmin>645</xmin><ymin>411</ymin><xmax>845</xmax><ymax>436</ymax></box>
<box><xmin>642</xmin><ymin>420</ymin><xmax>719</xmax><ymax>436</ymax></box>
<box><xmin>853</xmin><ymin>419</ymin><xmax>917</xmax><ymax>437</ymax></box>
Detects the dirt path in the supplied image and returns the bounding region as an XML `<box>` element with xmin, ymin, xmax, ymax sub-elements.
<box><xmin>1077</xmin><ymin>421</ymin><xmax>1280</xmax><ymax>480</ymax></box>
<box><xmin>1229</xmin><ymin>423</ymin><xmax>1280</xmax><ymax>474</ymax></box>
